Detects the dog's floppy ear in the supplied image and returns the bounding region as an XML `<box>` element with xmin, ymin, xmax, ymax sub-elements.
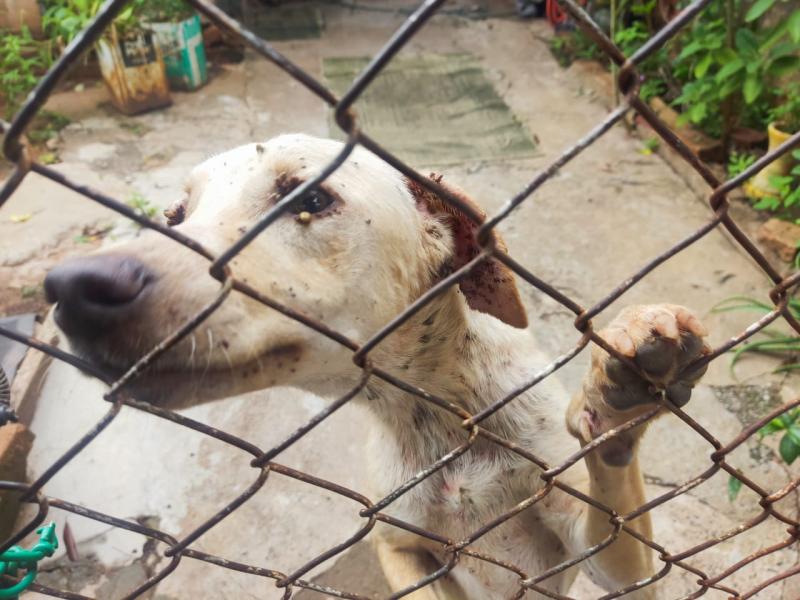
<box><xmin>407</xmin><ymin>175</ymin><xmax>528</xmax><ymax>329</ymax></box>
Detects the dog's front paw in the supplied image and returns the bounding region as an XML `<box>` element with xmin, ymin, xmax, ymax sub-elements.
<box><xmin>569</xmin><ymin>304</ymin><xmax>710</xmax><ymax>466</ymax></box>
<box><xmin>598</xmin><ymin>304</ymin><xmax>710</xmax><ymax>411</ymax></box>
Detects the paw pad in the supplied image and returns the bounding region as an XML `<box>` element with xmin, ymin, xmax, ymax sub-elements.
<box><xmin>599</xmin><ymin>305</ymin><xmax>709</xmax><ymax>411</ymax></box>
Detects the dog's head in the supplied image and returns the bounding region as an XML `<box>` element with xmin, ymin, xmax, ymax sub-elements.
<box><xmin>45</xmin><ymin>134</ymin><xmax>526</xmax><ymax>407</ymax></box>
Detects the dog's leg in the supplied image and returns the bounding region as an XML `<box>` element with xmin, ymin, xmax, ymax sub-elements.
<box><xmin>374</xmin><ymin>537</ymin><xmax>465</xmax><ymax>599</ymax></box>
<box><xmin>564</xmin><ymin>304</ymin><xmax>708</xmax><ymax>595</ymax></box>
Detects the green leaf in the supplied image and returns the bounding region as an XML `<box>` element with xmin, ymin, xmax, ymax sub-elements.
<box><xmin>736</xmin><ymin>29</ymin><xmax>760</xmax><ymax>54</ymax></box>
<box><xmin>116</xmin><ymin>5</ymin><xmax>135</xmax><ymax>22</ymax></box>
<box><xmin>753</xmin><ymin>196</ymin><xmax>780</xmax><ymax>210</ymax></box>
<box><xmin>789</xmin><ymin>11</ymin><xmax>800</xmax><ymax>43</ymax></box>
<box><xmin>728</xmin><ymin>476</ymin><xmax>742</xmax><ymax>501</ymax></box>
<box><xmin>695</xmin><ymin>53</ymin><xmax>714</xmax><ymax>78</ymax></box>
<box><xmin>759</xmin><ymin>417</ymin><xmax>787</xmax><ymax>438</ymax></box>
<box><xmin>788</xmin><ymin>425</ymin><xmax>800</xmax><ymax>446</ymax></box>
<box><xmin>780</xmin><ymin>432</ymin><xmax>800</xmax><ymax>464</ymax></box>
<box><xmin>688</xmin><ymin>102</ymin><xmax>708</xmax><ymax>123</ymax></box>
<box><xmin>715</xmin><ymin>58</ymin><xmax>745</xmax><ymax>82</ymax></box>
<box><xmin>719</xmin><ymin>77</ymin><xmax>741</xmax><ymax>98</ymax></box>
<box><xmin>769</xmin><ymin>175</ymin><xmax>794</xmax><ymax>189</ymax></box>
<box><xmin>746</xmin><ymin>0</ymin><xmax>777</xmax><ymax>22</ymax></box>
<box><xmin>714</xmin><ymin>47</ymin><xmax>739</xmax><ymax>64</ymax></box>
<box><xmin>769</xmin><ymin>41</ymin><xmax>800</xmax><ymax>60</ymax></box>
<box><xmin>769</xmin><ymin>56</ymin><xmax>800</xmax><ymax>77</ymax></box>
<box><xmin>631</xmin><ymin>0</ymin><xmax>656</xmax><ymax>15</ymax></box>
<box><xmin>679</xmin><ymin>40</ymin><xmax>704</xmax><ymax>59</ymax></box>
<box><xmin>744</xmin><ymin>75</ymin><xmax>764</xmax><ymax>104</ymax></box>
<box><xmin>712</xmin><ymin>296</ymin><xmax>774</xmax><ymax>314</ymax></box>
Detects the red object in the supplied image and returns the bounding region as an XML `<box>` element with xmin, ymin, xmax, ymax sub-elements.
<box><xmin>546</xmin><ymin>0</ymin><xmax>568</xmax><ymax>25</ymax></box>
<box><xmin>546</xmin><ymin>0</ymin><xmax>588</xmax><ymax>27</ymax></box>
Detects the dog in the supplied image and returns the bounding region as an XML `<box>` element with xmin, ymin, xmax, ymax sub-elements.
<box><xmin>44</xmin><ymin>134</ymin><xmax>709</xmax><ymax>599</ymax></box>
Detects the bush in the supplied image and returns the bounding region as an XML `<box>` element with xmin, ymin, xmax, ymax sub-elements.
<box><xmin>0</xmin><ymin>26</ymin><xmax>52</xmax><ymax>119</ymax></box>
<box><xmin>549</xmin><ymin>0</ymin><xmax>800</xmax><ymax>153</ymax></box>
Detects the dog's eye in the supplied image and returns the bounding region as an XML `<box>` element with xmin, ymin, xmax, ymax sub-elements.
<box><xmin>288</xmin><ymin>190</ymin><xmax>334</xmax><ymax>215</ymax></box>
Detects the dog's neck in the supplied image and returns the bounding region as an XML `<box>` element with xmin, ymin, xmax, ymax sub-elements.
<box><xmin>360</xmin><ymin>289</ymin><xmax>543</xmax><ymax>467</ymax></box>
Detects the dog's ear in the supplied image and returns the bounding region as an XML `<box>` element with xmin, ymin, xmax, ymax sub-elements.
<box><xmin>407</xmin><ymin>175</ymin><xmax>528</xmax><ymax>329</ymax></box>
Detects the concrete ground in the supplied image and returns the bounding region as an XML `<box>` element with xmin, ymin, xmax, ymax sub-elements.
<box><xmin>3</xmin><ymin>3</ymin><xmax>800</xmax><ymax>599</ymax></box>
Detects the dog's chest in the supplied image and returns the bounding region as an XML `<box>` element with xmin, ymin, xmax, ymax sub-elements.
<box><xmin>365</xmin><ymin>401</ymin><xmax>574</xmax><ymax>596</ymax></box>
<box><xmin>378</xmin><ymin>455</ymin><xmax>569</xmax><ymax>590</ymax></box>
<box><xmin>430</xmin><ymin>464</ymin><xmax>571</xmax><ymax>597</ymax></box>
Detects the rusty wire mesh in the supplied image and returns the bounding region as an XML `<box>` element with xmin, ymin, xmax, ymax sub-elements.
<box><xmin>2</xmin><ymin>0</ymin><xmax>800</xmax><ymax>598</ymax></box>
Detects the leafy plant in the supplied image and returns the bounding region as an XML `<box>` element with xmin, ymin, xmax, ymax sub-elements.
<box><xmin>613</xmin><ymin>1</ymin><xmax>673</xmax><ymax>101</ymax></box>
<box><xmin>639</xmin><ymin>77</ymin><xmax>667</xmax><ymax>102</ymax></box>
<box><xmin>126</xmin><ymin>192</ymin><xmax>159</xmax><ymax>224</ymax></box>
<box><xmin>768</xmin><ymin>82</ymin><xmax>800</xmax><ymax>134</ymax></box>
<box><xmin>139</xmin><ymin>0</ymin><xmax>194</xmax><ymax>22</ymax></box>
<box><xmin>548</xmin><ymin>30</ymin><xmax>605</xmax><ymax>67</ymax></box>
<box><xmin>759</xmin><ymin>408</ymin><xmax>800</xmax><ymax>463</ymax></box>
<box><xmin>729</xmin><ymin>407</ymin><xmax>800</xmax><ymax>500</ymax></box>
<box><xmin>640</xmin><ymin>137</ymin><xmax>660</xmax><ymax>154</ymax></box>
<box><xmin>614</xmin><ymin>21</ymin><xmax>650</xmax><ymax>57</ymax></box>
<box><xmin>42</xmin><ymin>0</ymin><xmax>195</xmax><ymax>48</ymax></box>
<box><xmin>750</xmin><ymin>150</ymin><xmax>800</xmax><ymax>216</ymax></box>
<box><xmin>0</xmin><ymin>26</ymin><xmax>52</xmax><ymax>118</ymax></box>
<box><xmin>713</xmin><ymin>294</ymin><xmax>800</xmax><ymax>372</ymax></box>
<box><xmin>42</xmin><ymin>0</ymin><xmax>143</xmax><ymax>49</ymax></box>
<box><xmin>728</xmin><ymin>151</ymin><xmax>757</xmax><ymax>177</ymax></box>
<box><xmin>715</xmin><ymin>292</ymin><xmax>800</xmax><ymax>499</ymax></box>
<box><xmin>672</xmin><ymin>1</ymin><xmax>800</xmax><ymax>142</ymax></box>
<box><xmin>549</xmin><ymin>35</ymin><xmax>571</xmax><ymax>68</ymax></box>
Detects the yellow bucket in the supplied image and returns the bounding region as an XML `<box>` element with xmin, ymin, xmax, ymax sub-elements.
<box><xmin>744</xmin><ymin>122</ymin><xmax>797</xmax><ymax>198</ymax></box>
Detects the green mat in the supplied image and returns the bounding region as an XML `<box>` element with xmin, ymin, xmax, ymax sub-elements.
<box><xmin>243</xmin><ymin>4</ymin><xmax>323</xmax><ymax>40</ymax></box>
<box><xmin>323</xmin><ymin>54</ymin><xmax>537</xmax><ymax>166</ymax></box>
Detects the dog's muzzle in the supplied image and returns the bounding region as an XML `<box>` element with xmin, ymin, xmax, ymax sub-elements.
<box><xmin>45</xmin><ymin>254</ymin><xmax>154</xmax><ymax>341</ymax></box>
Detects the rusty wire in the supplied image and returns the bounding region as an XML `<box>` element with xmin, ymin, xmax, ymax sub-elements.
<box><xmin>2</xmin><ymin>0</ymin><xmax>800</xmax><ymax>598</ymax></box>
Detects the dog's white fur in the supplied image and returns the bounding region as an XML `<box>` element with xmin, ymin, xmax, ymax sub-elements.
<box><xmin>61</xmin><ymin>134</ymin><xmax>710</xmax><ymax>598</ymax></box>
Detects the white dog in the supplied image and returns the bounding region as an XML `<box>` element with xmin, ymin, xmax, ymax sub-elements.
<box><xmin>44</xmin><ymin>134</ymin><xmax>709</xmax><ymax>599</ymax></box>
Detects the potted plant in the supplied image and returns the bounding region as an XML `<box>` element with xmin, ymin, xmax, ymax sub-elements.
<box><xmin>745</xmin><ymin>82</ymin><xmax>800</xmax><ymax>198</ymax></box>
<box><xmin>42</xmin><ymin>0</ymin><xmax>171</xmax><ymax>115</ymax></box>
<box><xmin>142</xmin><ymin>0</ymin><xmax>208</xmax><ymax>90</ymax></box>
<box><xmin>141</xmin><ymin>0</ymin><xmax>208</xmax><ymax>91</ymax></box>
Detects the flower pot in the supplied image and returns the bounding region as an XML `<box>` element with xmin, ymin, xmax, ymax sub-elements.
<box><xmin>744</xmin><ymin>122</ymin><xmax>798</xmax><ymax>198</ymax></box>
<box><xmin>149</xmin><ymin>14</ymin><xmax>208</xmax><ymax>91</ymax></box>
<box><xmin>95</xmin><ymin>26</ymin><xmax>172</xmax><ymax>115</ymax></box>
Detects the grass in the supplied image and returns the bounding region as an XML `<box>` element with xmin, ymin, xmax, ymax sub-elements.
<box><xmin>713</xmin><ymin>295</ymin><xmax>800</xmax><ymax>373</ymax></box>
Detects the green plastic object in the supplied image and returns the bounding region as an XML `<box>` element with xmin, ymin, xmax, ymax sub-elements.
<box><xmin>0</xmin><ymin>523</ymin><xmax>58</xmax><ymax>599</ymax></box>
<box><xmin>150</xmin><ymin>14</ymin><xmax>208</xmax><ymax>91</ymax></box>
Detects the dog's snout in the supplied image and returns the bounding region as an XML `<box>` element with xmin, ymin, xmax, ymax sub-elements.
<box><xmin>45</xmin><ymin>254</ymin><xmax>154</xmax><ymax>338</ymax></box>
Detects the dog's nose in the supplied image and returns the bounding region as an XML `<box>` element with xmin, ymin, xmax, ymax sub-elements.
<box><xmin>45</xmin><ymin>254</ymin><xmax>154</xmax><ymax>338</ymax></box>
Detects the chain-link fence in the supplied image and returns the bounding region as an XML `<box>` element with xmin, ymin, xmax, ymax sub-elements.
<box><xmin>2</xmin><ymin>0</ymin><xmax>800</xmax><ymax>598</ymax></box>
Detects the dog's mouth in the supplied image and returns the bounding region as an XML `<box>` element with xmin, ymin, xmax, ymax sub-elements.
<box><xmin>68</xmin><ymin>335</ymin><xmax>304</xmax><ymax>407</ymax></box>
